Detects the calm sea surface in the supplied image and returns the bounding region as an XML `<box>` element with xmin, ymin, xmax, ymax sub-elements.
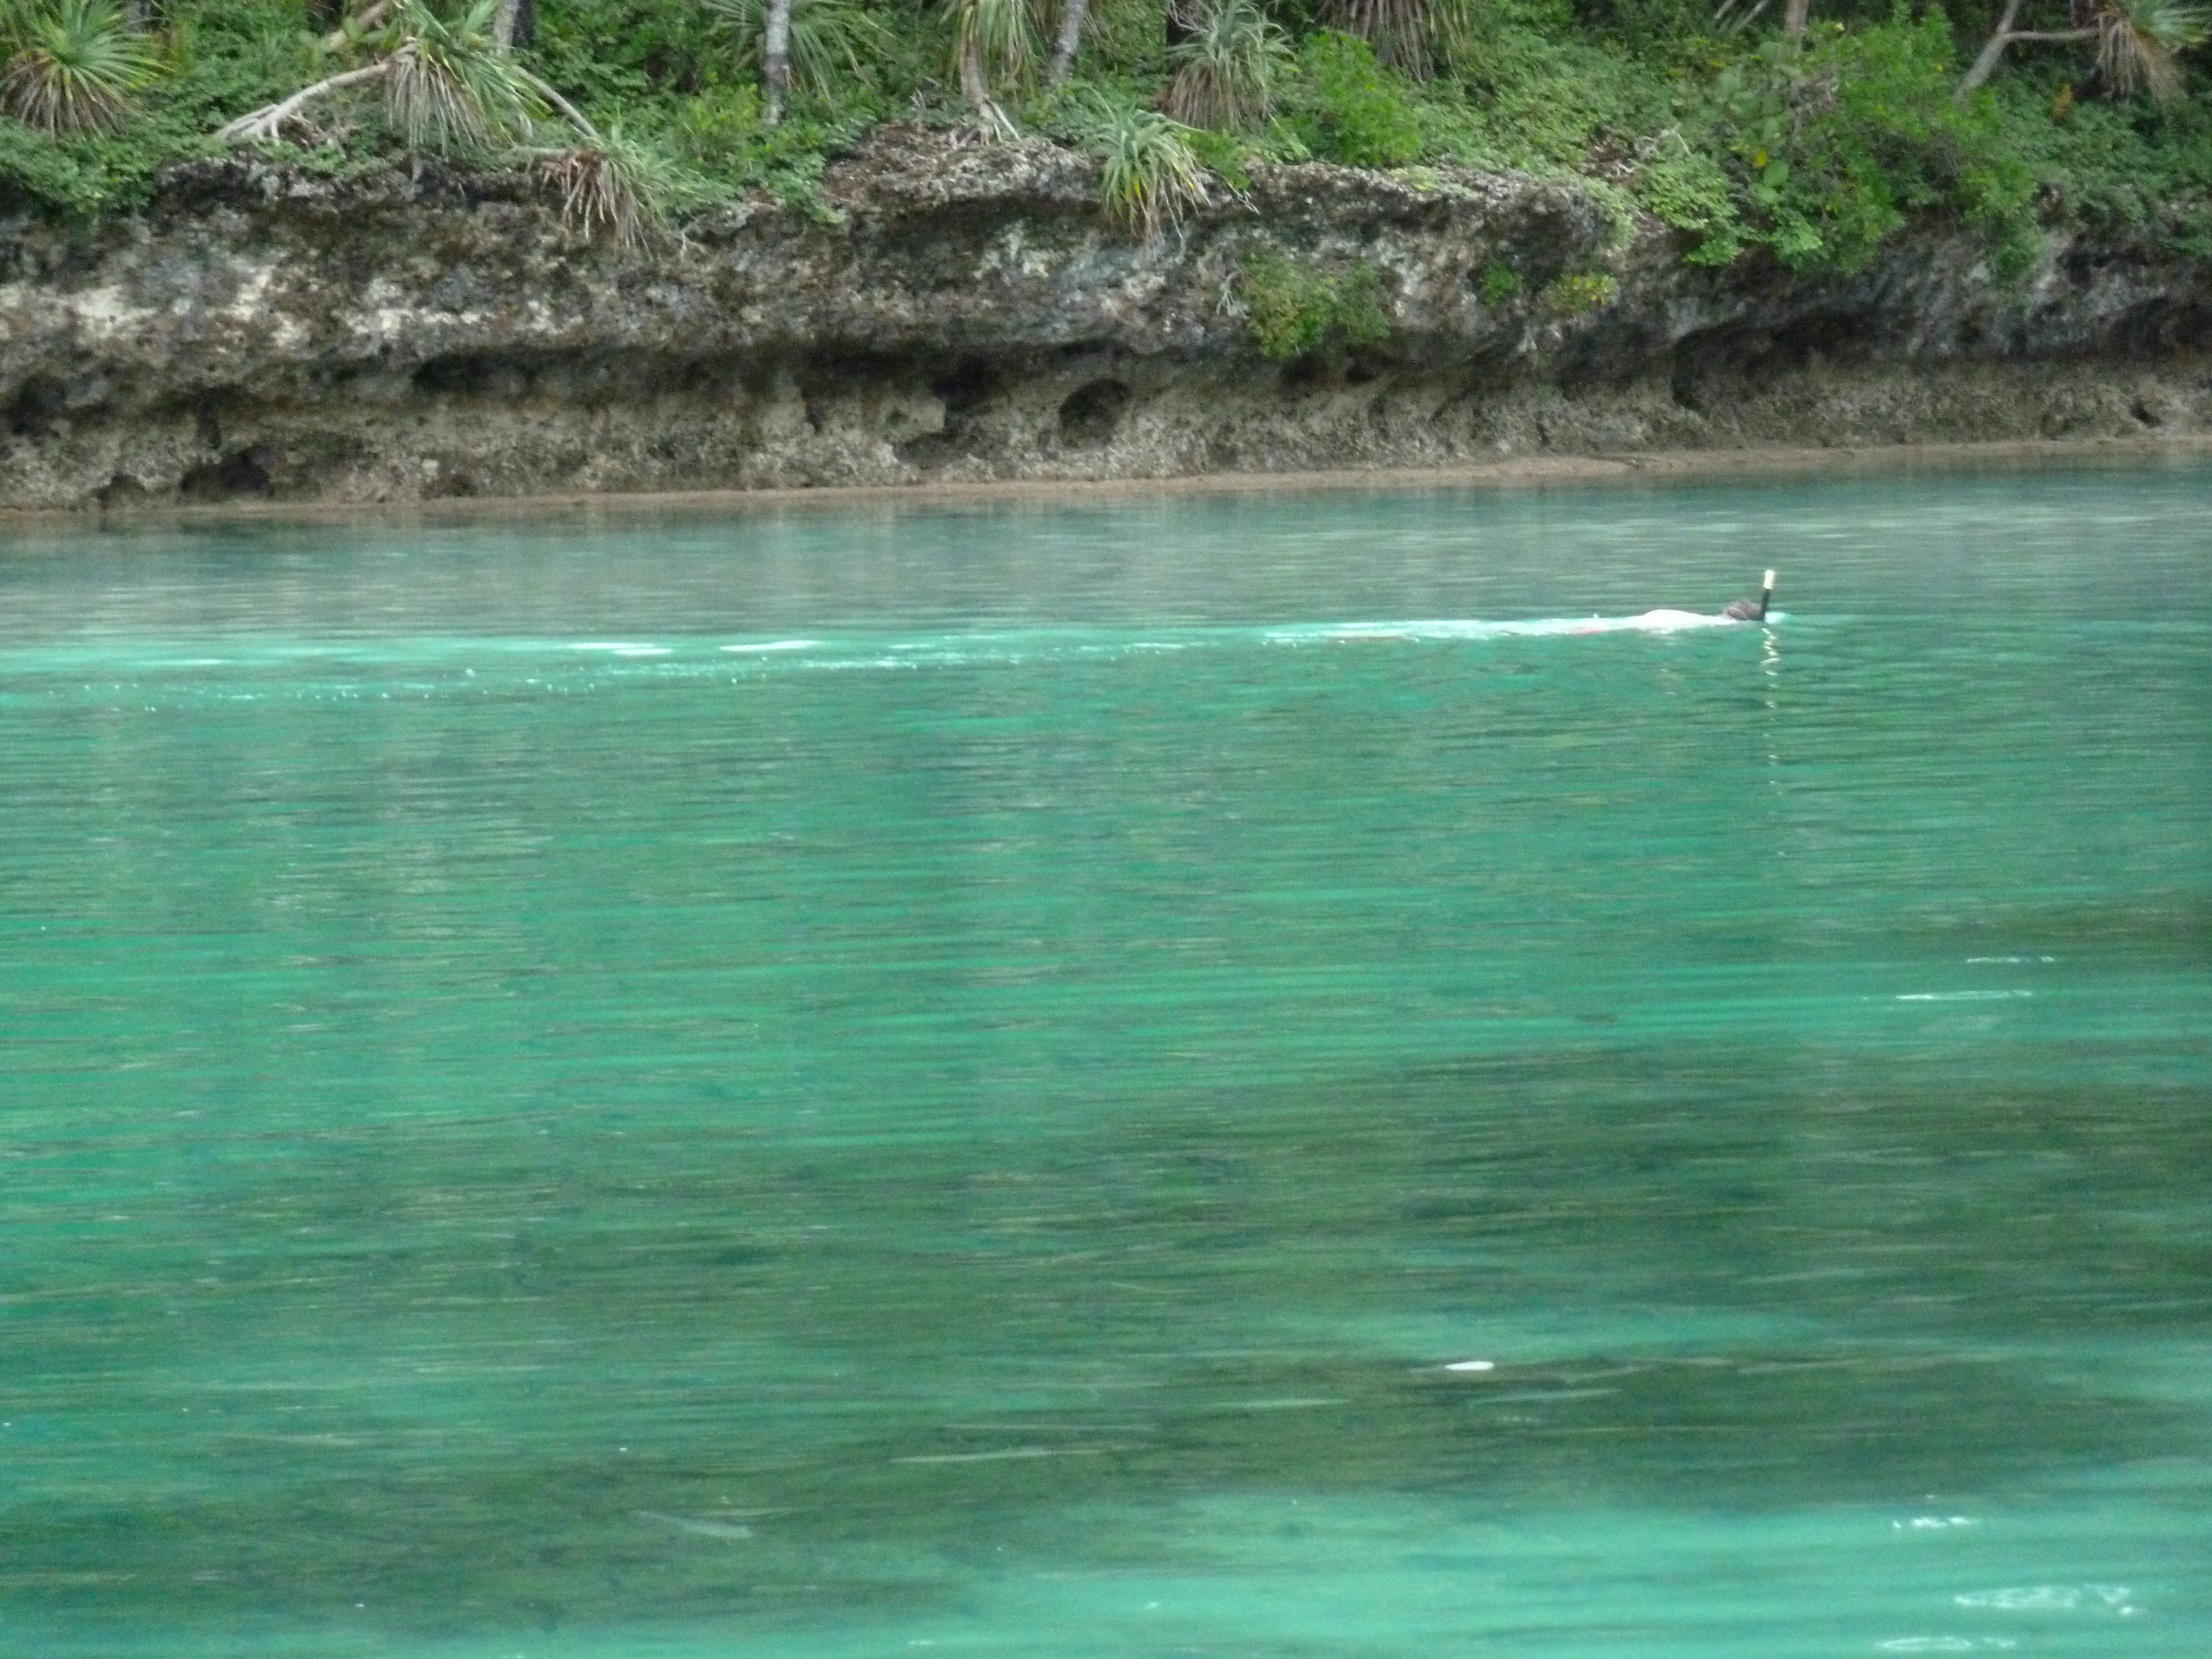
<box><xmin>3</xmin><ymin>466</ymin><xmax>2208</xmax><ymax>1658</ymax></box>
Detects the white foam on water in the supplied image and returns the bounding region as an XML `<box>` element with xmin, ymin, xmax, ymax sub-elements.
<box><xmin>1895</xmin><ymin>992</ymin><xmax>2034</xmax><ymax>1003</ymax></box>
<box><xmin>1267</xmin><ymin>610</ymin><xmax>1752</xmax><ymax>645</ymax></box>
<box><xmin>720</xmin><ymin>640</ymin><xmax>818</xmax><ymax>653</ymax></box>
<box><xmin>1953</xmin><ymin>1584</ymin><xmax>2133</xmax><ymax>1612</ymax></box>
<box><xmin>891</xmin><ymin>1446</ymin><xmax>1108</xmax><ymax>1465</ymax></box>
<box><xmin>635</xmin><ymin>1510</ymin><xmax>754</xmax><ymax>1540</ymax></box>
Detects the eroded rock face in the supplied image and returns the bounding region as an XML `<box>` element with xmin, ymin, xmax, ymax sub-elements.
<box><xmin>3</xmin><ymin>124</ymin><xmax>2209</xmax><ymax>509</ymax></box>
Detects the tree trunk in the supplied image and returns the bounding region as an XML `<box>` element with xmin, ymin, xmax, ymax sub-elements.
<box><xmin>958</xmin><ymin>32</ymin><xmax>1015</xmax><ymax>137</ymax></box>
<box><xmin>1782</xmin><ymin>0</ymin><xmax>1811</xmax><ymax>38</ymax></box>
<box><xmin>764</xmin><ymin>0</ymin><xmax>793</xmax><ymax>124</ymax></box>
<box><xmin>218</xmin><ymin>62</ymin><xmax>389</xmax><ymax>142</ymax></box>
<box><xmin>1957</xmin><ymin>0</ymin><xmax>2098</xmax><ymax>97</ymax></box>
<box><xmin>1958</xmin><ymin>0</ymin><xmax>2026</xmax><ymax>96</ymax></box>
<box><xmin>1047</xmin><ymin>0</ymin><xmax>1089</xmax><ymax>85</ymax></box>
<box><xmin>494</xmin><ymin>0</ymin><xmax>520</xmax><ymax>49</ymax></box>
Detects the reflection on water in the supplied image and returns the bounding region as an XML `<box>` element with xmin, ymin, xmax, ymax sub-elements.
<box><xmin>3</xmin><ymin>468</ymin><xmax>2209</xmax><ymax>1657</ymax></box>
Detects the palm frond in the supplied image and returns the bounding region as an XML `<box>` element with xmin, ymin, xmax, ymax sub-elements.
<box><xmin>1</xmin><ymin>0</ymin><xmax>157</xmax><ymax>135</ymax></box>
<box><xmin>950</xmin><ymin>0</ymin><xmax>1037</xmax><ymax>97</ymax></box>
<box><xmin>533</xmin><ymin>126</ymin><xmax>688</xmax><ymax>247</ymax></box>
<box><xmin>1077</xmin><ymin>95</ymin><xmax>1209</xmax><ymax>241</ymax></box>
<box><xmin>706</xmin><ymin>0</ymin><xmax>884</xmax><ymax>102</ymax></box>
<box><xmin>382</xmin><ymin>0</ymin><xmax>533</xmax><ymax>152</ymax></box>
<box><xmin>1337</xmin><ymin>0</ymin><xmax>1469</xmax><ymax>77</ymax></box>
<box><xmin>2094</xmin><ymin>0</ymin><xmax>2206</xmax><ymax>100</ymax></box>
<box><xmin>1161</xmin><ymin>0</ymin><xmax>1290</xmax><ymax>131</ymax></box>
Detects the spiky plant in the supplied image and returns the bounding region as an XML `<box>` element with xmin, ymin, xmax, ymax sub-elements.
<box><xmin>532</xmin><ymin>125</ymin><xmax>682</xmax><ymax>247</ymax></box>
<box><xmin>1087</xmin><ymin>98</ymin><xmax>1209</xmax><ymax>241</ymax></box>
<box><xmin>1161</xmin><ymin>0</ymin><xmax>1290</xmax><ymax>130</ymax></box>
<box><xmin>1959</xmin><ymin>0</ymin><xmax>2205</xmax><ymax>100</ymax></box>
<box><xmin>221</xmin><ymin>0</ymin><xmax>566</xmax><ymax>150</ymax></box>
<box><xmin>1334</xmin><ymin>0</ymin><xmax>1469</xmax><ymax>77</ymax></box>
<box><xmin>380</xmin><ymin>0</ymin><xmax>530</xmax><ymax>150</ymax></box>
<box><xmin>215</xmin><ymin>0</ymin><xmax>684</xmax><ymax>244</ymax></box>
<box><xmin>2093</xmin><ymin>0</ymin><xmax>2206</xmax><ymax>99</ymax></box>
<box><xmin>1</xmin><ymin>0</ymin><xmax>158</xmax><ymax>135</ymax></box>
<box><xmin>707</xmin><ymin>0</ymin><xmax>884</xmax><ymax>103</ymax></box>
<box><xmin>950</xmin><ymin>0</ymin><xmax>1036</xmax><ymax>136</ymax></box>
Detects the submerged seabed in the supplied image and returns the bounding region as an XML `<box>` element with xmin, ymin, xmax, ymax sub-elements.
<box><xmin>2</xmin><ymin>469</ymin><xmax>2209</xmax><ymax>1658</ymax></box>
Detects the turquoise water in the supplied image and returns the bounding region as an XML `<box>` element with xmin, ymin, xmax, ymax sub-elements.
<box><xmin>3</xmin><ymin>468</ymin><xmax>2209</xmax><ymax>1658</ymax></box>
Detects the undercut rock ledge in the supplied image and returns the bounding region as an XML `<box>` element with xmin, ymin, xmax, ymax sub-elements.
<box><xmin>4</xmin><ymin>124</ymin><xmax>2210</xmax><ymax>510</ymax></box>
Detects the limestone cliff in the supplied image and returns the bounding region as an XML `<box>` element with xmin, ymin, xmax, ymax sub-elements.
<box><xmin>4</xmin><ymin>123</ymin><xmax>2209</xmax><ymax>509</ymax></box>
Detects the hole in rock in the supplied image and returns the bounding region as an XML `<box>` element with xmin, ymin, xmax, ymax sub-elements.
<box><xmin>1057</xmin><ymin>379</ymin><xmax>1130</xmax><ymax>447</ymax></box>
<box><xmin>413</xmin><ymin>353</ymin><xmax>531</xmax><ymax>399</ymax></box>
<box><xmin>932</xmin><ymin>359</ymin><xmax>999</xmax><ymax>418</ymax></box>
<box><xmin>180</xmin><ymin>447</ymin><xmax>273</xmax><ymax>501</ymax></box>
<box><xmin>6</xmin><ymin>374</ymin><xmax>66</xmax><ymax>437</ymax></box>
<box><xmin>98</xmin><ymin>473</ymin><xmax>152</xmax><ymax>509</ymax></box>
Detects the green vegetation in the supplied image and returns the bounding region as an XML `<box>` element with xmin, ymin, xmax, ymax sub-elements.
<box><xmin>1162</xmin><ymin>0</ymin><xmax>1290</xmax><ymax>128</ymax></box>
<box><xmin>1285</xmin><ymin>30</ymin><xmax>1423</xmax><ymax>165</ymax></box>
<box><xmin>1077</xmin><ymin>93</ymin><xmax>1212</xmax><ymax>237</ymax></box>
<box><xmin>5</xmin><ymin>0</ymin><xmax>2212</xmax><ymax>290</ymax></box>
<box><xmin>1475</xmin><ymin>259</ymin><xmax>1523</xmax><ymax>304</ymax></box>
<box><xmin>2</xmin><ymin>0</ymin><xmax>158</xmax><ymax>133</ymax></box>
<box><xmin>1538</xmin><ymin>267</ymin><xmax>1619</xmax><ymax>312</ymax></box>
<box><xmin>1240</xmin><ymin>249</ymin><xmax>1392</xmax><ymax>357</ymax></box>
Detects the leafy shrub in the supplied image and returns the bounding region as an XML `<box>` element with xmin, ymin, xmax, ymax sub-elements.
<box><xmin>1285</xmin><ymin>31</ymin><xmax>1421</xmax><ymax>167</ymax></box>
<box><xmin>1630</xmin><ymin>138</ymin><xmax>1744</xmax><ymax>265</ymax></box>
<box><xmin>1240</xmin><ymin>249</ymin><xmax>1393</xmax><ymax>358</ymax></box>
<box><xmin>655</xmin><ymin>80</ymin><xmax>764</xmax><ymax>173</ymax></box>
<box><xmin>1537</xmin><ymin>268</ymin><xmax>1616</xmax><ymax>312</ymax></box>
<box><xmin>1475</xmin><ymin>259</ymin><xmax>1522</xmax><ymax>304</ymax></box>
<box><xmin>529</xmin><ymin>0</ymin><xmax>734</xmax><ymax>111</ymax></box>
<box><xmin>630</xmin><ymin>84</ymin><xmax>867</xmax><ymax>215</ymax></box>
<box><xmin>1681</xmin><ymin>13</ymin><xmax>2038</xmax><ymax>273</ymax></box>
<box><xmin>1446</xmin><ymin>10</ymin><xmax>1674</xmax><ymax>171</ymax></box>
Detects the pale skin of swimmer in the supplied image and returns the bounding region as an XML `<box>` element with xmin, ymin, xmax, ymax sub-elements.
<box><xmin>1614</xmin><ymin>571</ymin><xmax>1775</xmax><ymax>629</ymax></box>
<box><xmin>1325</xmin><ymin>572</ymin><xmax>1777</xmax><ymax>639</ymax></box>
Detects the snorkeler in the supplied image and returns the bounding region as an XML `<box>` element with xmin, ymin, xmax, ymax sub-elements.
<box><xmin>1723</xmin><ymin>570</ymin><xmax>1776</xmax><ymax>621</ymax></box>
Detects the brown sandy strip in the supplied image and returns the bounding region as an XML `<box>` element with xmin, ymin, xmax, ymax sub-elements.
<box><xmin>4</xmin><ymin>434</ymin><xmax>2210</xmax><ymax>534</ymax></box>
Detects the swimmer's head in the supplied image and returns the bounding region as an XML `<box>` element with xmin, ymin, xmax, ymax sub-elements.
<box><xmin>1724</xmin><ymin>570</ymin><xmax>1776</xmax><ymax>622</ymax></box>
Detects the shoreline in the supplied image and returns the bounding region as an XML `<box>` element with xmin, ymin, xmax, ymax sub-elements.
<box><xmin>5</xmin><ymin>433</ymin><xmax>2211</xmax><ymax>534</ymax></box>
